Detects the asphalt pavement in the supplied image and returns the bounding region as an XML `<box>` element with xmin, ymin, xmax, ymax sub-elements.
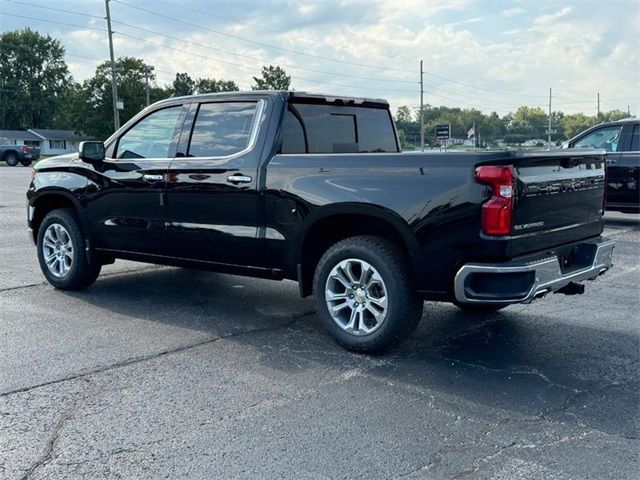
<box><xmin>1</xmin><ymin>164</ymin><xmax>639</xmax><ymax>479</ymax></box>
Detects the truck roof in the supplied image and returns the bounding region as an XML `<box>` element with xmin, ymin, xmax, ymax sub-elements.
<box><xmin>156</xmin><ymin>91</ymin><xmax>389</xmax><ymax>109</ymax></box>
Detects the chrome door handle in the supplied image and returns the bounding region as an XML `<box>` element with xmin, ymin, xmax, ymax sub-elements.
<box><xmin>226</xmin><ymin>174</ymin><xmax>252</xmax><ymax>184</ymax></box>
<box><xmin>143</xmin><ymin>174</ymin><xmax>164</xmax><ymax>182</ymax></box>
<box><xmin>605</xmin><ymin>158</ymin><xmax>617</xmax><ymax>165</ymax></box>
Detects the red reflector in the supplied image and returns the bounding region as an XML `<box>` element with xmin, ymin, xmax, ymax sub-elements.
<box><xmin>475</xmin><ymin>165</ymin><xmax>514</xmax><ymax>236</ymax></box>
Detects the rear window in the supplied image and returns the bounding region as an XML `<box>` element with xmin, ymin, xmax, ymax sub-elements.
<box><xmin>279</xmin><ymin>103</ymin><xmax>397</xmax><ymax>154</ymax></box>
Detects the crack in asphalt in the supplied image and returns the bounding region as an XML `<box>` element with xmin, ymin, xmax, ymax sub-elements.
<box><xmin>0</xmin><ymin>310</ymin><xmax>316</xmax><ymax>399</ymax></box>
<box><xmin>18</xmin><ymin>396</ymin><xmax>82</xmax><ymax>480</ymax></box>
<box><xmin>452</xmin><ymin>441</ymin><xmax>519</xmax><ymax>480</ymax></box>
<box><xmin>0</xmin><ymin>266</ymin><xmax>163</xmax><ymax>294</ymax></box>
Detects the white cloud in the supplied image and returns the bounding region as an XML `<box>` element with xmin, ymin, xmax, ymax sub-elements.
<box><xmin>2</xmin><ymin>0</ymin><xmax>637</xmax><ymax>115</ymax></box>
<box><xmin>501</xmin><ymin>7</ymin><xmax>526</xmax><ymax>18</ymax></box>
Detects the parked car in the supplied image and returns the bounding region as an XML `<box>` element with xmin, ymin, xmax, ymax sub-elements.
<box><xmin>0</xmin><ymin>138</ymin><xmax>40</xmax><ymax>166</ymax></box>
<box><xmin>564</xmin><ymin>118</ymin><xmax>639</xmax><ymax>213</ymax></box>
<box><xmin>26</xmin><ymin>92</ymin><xmax>614</xmax><ymax>353</ymax></box>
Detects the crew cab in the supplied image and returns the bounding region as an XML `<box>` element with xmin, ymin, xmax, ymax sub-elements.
<box><xmin>564</xmin><ymin>118</ymin><xmax>639</xmax><ymax>213</ymax></box>
<box><xmin>27</xmin><ymin>91</ymin><xmax>615</xmax><ymax>352</ymax></box>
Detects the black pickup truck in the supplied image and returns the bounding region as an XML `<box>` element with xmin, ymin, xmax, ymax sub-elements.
<box><xmin>563</xmin><ymin>118</ymin><xmax>639</xmax><ymax>213</ymax></box>
<box><xmin>27</xmin><ymin>91</ymin><xmax>614</xmax><ymax>352</ymax></box>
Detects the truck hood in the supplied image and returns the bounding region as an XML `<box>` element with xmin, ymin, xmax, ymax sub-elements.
<box><xmin>33</xmin><ymin>153</ymin><xmax>80</xmax><ymax>170</ymax></box>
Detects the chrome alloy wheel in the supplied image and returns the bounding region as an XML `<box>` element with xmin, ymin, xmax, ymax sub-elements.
<box><xmin>325</xmin><ymin>258</ymin><xmax>388</xmax><ymax>336</ymax></box>
<box><xmin>42</xmin><ymin>223</ymin><xmax>74</xmax><ymax>278</ymax></box>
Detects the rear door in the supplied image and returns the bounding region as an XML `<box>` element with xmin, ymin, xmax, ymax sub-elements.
<box><xmin>165</xmin><ymin>99</ymin><xmax>267</xmax><ymax>266</ymax></box>
<box><xmin>611</xmin><ymin>122</ymin><xmax>640</xmax><ymax>211</ymax></box>
<box><xmin>89</xmin><ymin>104</ymin><xmax>186</xmax><ymax>254</ymax></box>
<box><xmin>570</xmin><ymin>123</ymin><xmax>625</xmax><ymax>208</ymax></box>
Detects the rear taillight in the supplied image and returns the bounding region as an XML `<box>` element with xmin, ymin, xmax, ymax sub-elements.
<box><xmin>20</xmin><ymin>146</ymin><xmax>28</xmax><ymax>153</ymax></box>
<box><xmin>475</xmin><ymin>165</ymin><xmax>514</xmax><ymax>236</ymax></box>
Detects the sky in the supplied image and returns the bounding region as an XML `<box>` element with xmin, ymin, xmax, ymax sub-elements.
<box><xmin>1</xmin><ymin>0</ymin><xmax>638</xmax><ymax>117</ymax></box>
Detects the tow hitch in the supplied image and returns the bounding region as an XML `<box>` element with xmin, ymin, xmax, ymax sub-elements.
<box><xmin>554</xmin><ymin>282</ymin><xmax>585</xmax><ymax>296</ymax></box>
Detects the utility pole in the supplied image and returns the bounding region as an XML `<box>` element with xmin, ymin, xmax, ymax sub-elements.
<box><xmin>628</xmin><ymin>105</ymin><xmax>631</xmax><ymax>116</ymax></box>
<box><xmin>597</xmin><ymin>92</ymin><xmax>600</xmax><ymax>118</ymax></box>
<box><xmin>144</xmin><ymin>66</ymin><xmax>154</xmax><ymax>107</ymax></box>
<box><xmin>548</xmin><ymin>88</ymin><xmax>552</xmax><ymax>149</ymax></box>
<box><xmin>105</xmin><ymin>0</ymin><xmax>120</xmax><ymax>131</ymax></box>
<box><xmin>420</xmin><ymin>60</ymin><xmax>424</xmax><ymax>151</ymax></box>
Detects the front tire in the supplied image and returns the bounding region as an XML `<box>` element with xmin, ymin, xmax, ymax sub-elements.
<box><xmin>37</xmin><ymin>209</ymin><xmax>101</xmax><ymax>290</ymax></box>
<box><xmin>313</xmin><ymin>236</ymin><xmax>423</xmax><ymax>354</ymax></box>
<box><xmin>4</xmin><ymin>152</ymin><xmax>19</xmax><ymax>166</ymax></box>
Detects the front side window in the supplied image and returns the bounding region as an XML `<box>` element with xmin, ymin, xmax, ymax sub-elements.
<box><xmin>187</xmin><ymin>102</ymin><xmax>257</xmax><ymax>157</ymax></box>
<box><xmin>574</xmin><ymin>125</ymin><xmax>622</xmax><ymax>152</ymax></box>
<box><xmin>117</xmin><ymin>106</ymin><xmax>182</xmax><ymax>159</ymax></box>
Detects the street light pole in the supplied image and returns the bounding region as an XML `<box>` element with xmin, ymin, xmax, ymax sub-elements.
<box><xmin>144</xmin><ymin>66</ymin><xmax>154</xmax><ymax>107</ymax></box>
<box><xmin>105</xmin><ymin>0</ymin><xmax>120</xmax><ymax>131</ymax></box>
<box><xmin>420</xmin><ymin>60</ymin><xmax>424</xmax><ymax>151</ymax></box>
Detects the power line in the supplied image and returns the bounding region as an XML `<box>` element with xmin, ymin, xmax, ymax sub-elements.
<box><xmin>109</xmin><ymin>21</ymin><xmax>542</xmax><ymax>107</ymax></box>
<box><xmin>0</xmin><ymin>11</ymin><xmax>106</xmax><ymax>31</ymax></box>
<box><xmin>2</xmin><ymin>0</ymin><xmax>103</xmax><ymax>19</ymax></box>
<box><xmin>5</xmin><ymin>0</ymin><xmax>601</xmax><ymax>104</ymax></box>
<box><xmin>113</xmin><ymin>32</ymin><xmax>417</xmax><ymax>94</ymax></box>
<box><xmin>110</xmin><ymin>19</ymin><xmax>417</xmax><ymax>85</ymax></box>
<box><xmin>144</xmin><ymin>0</ymin><xmax>578</xmax><ymax>100</ymax></box>
<box><xmin>111</xmin><ymin>0</ymin><xmax>415</xmax><ymax>74</ymax></box>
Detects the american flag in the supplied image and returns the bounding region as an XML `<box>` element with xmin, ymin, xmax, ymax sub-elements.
<box><xmin>467</xmin><ymin>127</ymin><xmax>475</xmax><ymax>138</ymax></box>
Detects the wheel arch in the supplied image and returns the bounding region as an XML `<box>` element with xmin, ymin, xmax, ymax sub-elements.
<box><xmin>295</xmin><ymin>203</ymin><xmax>418</xmax><ymax>297</ymax></box>
<box><xmin>30</xmin><ymin>190</ymin><xmax>86</xmax><ymax>243</ymax></box>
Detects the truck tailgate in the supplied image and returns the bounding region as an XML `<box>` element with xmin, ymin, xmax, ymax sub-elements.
<box><xmin>508</xmin><ymin>150</ymin><xmax>606</xmax><ymax>256</ymax></box>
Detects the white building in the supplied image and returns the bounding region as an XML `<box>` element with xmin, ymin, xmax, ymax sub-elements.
<box><xmin>0</xmin><ymin>129</ymin><xmax>92</xmax><ymax>155</ymax></box>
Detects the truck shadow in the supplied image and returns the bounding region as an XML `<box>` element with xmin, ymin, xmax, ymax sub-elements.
<box><xmin>64</xmin><ymin>266</ymin><xmax>639</xmax><ymax>440</ymax></box>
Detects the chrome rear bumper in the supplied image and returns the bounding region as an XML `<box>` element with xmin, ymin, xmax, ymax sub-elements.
<box><xmin>454</xmin><ymin>237</ymin><xmax>615</xmax><ymax>305</ymax></box>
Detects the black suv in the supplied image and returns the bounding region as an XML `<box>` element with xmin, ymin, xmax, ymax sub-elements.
<box><xmin>565</xmin><ymin>118</ymin><xmax>639</xmax><ymax>213</ymax></box>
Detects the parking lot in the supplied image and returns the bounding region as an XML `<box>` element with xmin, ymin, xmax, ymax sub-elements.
<box><xmin>1</xmin><ymin>164</ymin><xmax>638</xmax><ymax>479</ymax></box>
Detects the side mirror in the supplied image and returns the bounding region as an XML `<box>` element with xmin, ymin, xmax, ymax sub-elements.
<box><xmin>79</xmin><ymin>141</ymin><xmax>105</xmax><ymax>163</ymax></box>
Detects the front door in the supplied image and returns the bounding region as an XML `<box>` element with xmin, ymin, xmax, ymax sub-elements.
<box><xmin>165</xmin><ymin>99</ymin><xmax>266</xmax><ymax>267</ymax></box>
<box><xmin>89</xmin><ymin>104</ymin><xmax>186</xmax><ymax>255</ymax></box>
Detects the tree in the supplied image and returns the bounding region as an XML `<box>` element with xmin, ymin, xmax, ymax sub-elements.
<box><xmin>602</xmin><ymin>109</ymin><xmax>630</xmax><ymax>122</ymax></box>
<box><xmin>67</xmin><ymin>57</ymin><xmax>163</xmax><ymax>140</ymax></box>
<box><xmin>561</xmin><ymin>113</ymin><xmax>594</xmax><ymax>139</ymax></box>
<box><xmin>510</xmin><ymin>106</ymin><xmax>548</xmax><ymax>138</ymax></box>
<box><xmin>252</xmin><ymin>65</ymin><xmax>291</xmax><ymax>90</ymax></box>
<box><xmin>171</xmin><ymin>72</ymin><xmax>195</xmax><ymax>96</ymax></box>
<box><xmin>395</xmin><ymin>106</ymin><xmax>413</xmax><ymax>124</ymax></box>
<box><xmin>195</xmin><ymin>78</ymin><xmax>239</xmax><ymax>94</ymax></box>
<box><xmin>0</xmin><ymin>28</ymin><xmax>71</xmax><ymax>129</ymax></box>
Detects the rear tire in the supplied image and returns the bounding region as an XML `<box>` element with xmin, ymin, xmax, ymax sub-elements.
<box><xmin>313</xmin><ymin>236</ymin><xmax>423</xmax><ymax>354</ymax></box>
<box><xmin>37</xmin><ymin>209</ymin><xmax>101</xmax><ymax>290</ymax></box>
<box><xmin>4</xmin><ymin>152</ymin><xmax>19</xmax><ymax>166</ymax></box>
<box><xmin>20</xmin><ymin>158</ymin><xmax>32</xmax><ymax>166</ymax></box>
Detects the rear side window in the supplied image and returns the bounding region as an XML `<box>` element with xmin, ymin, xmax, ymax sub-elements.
<box><xmin>280</xmin><ymin>109</ymin><xmax>306</xmax><ymax>154</ymax></box>
<box><xmin>630</xmin><ymin>124</ymin><xmax>639</xmax><ymax>152</ymax></box>
<box><xmin>281</xmin><ymin>103</ymin><xmax>398</xmax><ymax>154</ymax></box>
<box><xmin>356</xmin><ymin>107</ymin><xmax>397</xmax><ymax>153</ymax></box>
<box><xmin>188</xmin><ymin>102</ymin><xmax>257</xmax><ymax>157</ymax></box>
